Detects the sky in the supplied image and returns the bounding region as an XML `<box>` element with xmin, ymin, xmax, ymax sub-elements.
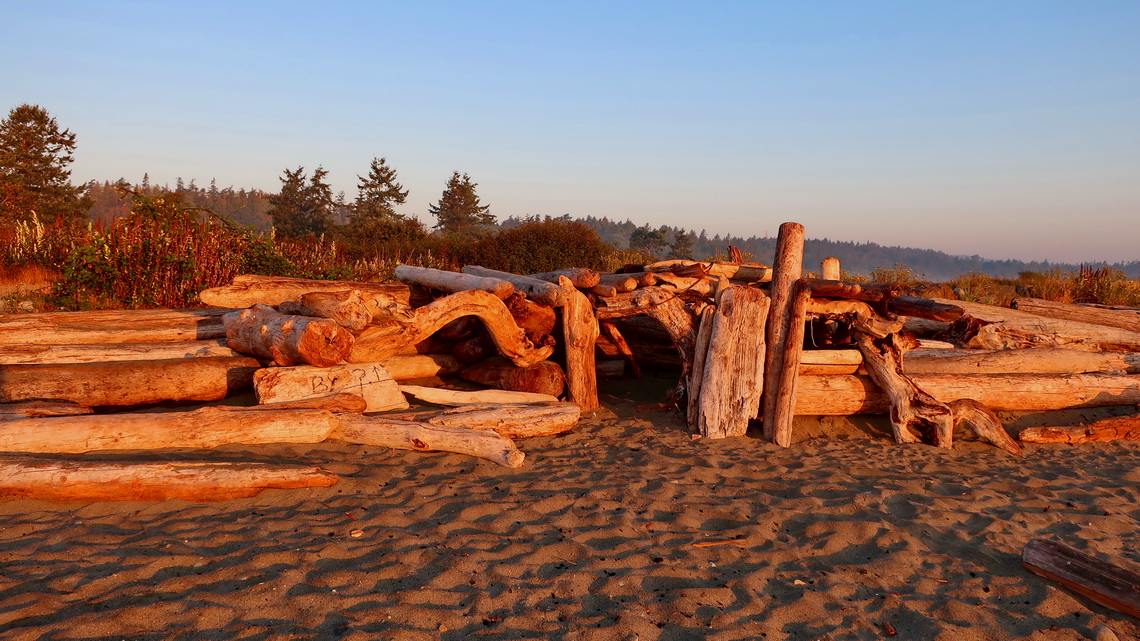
<box><xmin>2</xmin><ymin>1</ymin><xmax>1138</xmax><ymax>264</ymax></box>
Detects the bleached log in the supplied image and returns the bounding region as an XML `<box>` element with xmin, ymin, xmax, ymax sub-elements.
<box><xmin>1022</xmin><ymin>538</ymin><xmax>1140</xmax><ymax>618</ymax></box>
<box><xmin>530</xmin><ymin>268</ymin><xmax>600</xmax><ymax>289</ymax></box>
<box><xmin>254</xmin><ymin>393</ymin><xmax>368</xmax><ymax>413</ymax></box>
<box><xmin>589</xmin><ymin>284</ymin><xmax>619</xmax><ymax>298</ymax></box>
<box><xmin>802</xmin><ymin>278</ymin><xmax>901</xmax><ymax>302</ymax></box>
<box><xmin>385</xmin><ymin>402</ymin><xmax>581</xmax><ymax>439</ymax></box>
<box><xmin>224</xmin><ymin>304</ymin><xmax>353</xmax><ymax>367</ymax></box>
<box><xmin>0</xmin><ymin>339</ymin><xmax>238</xmax><ymax>365</ymax></box>
<box><xmin>799</xmin><ymin>350</ymin><xmax>863</xmax><ymax>375</ymax></box>
<box><xmin>799</xmin><ymin>347</ymin><xmax>1140</xmax><ymax>376</ymax></box>
<box><xmin>647</xmin><ymin>259</ymin><xmax>772</xmax><ymax>283</ymax></box>
<box><xmin>461</xmin><ymin>357</ymin><xmax>565</xmax><ymax>397</ymax></box>
<box><xmin>350</xmin><ymin>290</ymin><xmax>554</xmax><ymax>368</ymax></box>
<box><xmin>0</xmin><ymin>400</ymin><xmax>93</xmax><ymax>420</ymax></box>
<box><xmin>292</xmin><ymin>290</ymin><xmax>373</xmax><ymax>331</ymax></box>
<box><xmin>201</xmin><ymin>275</ymin><xmax>416</xmax><ymax>307</ymax></box>
<box><xmin>820</xmin><ymin>257</ymin><xmax>841</xmax><ymax>280</ymax></box>
<box><xmin>765</xmin><ymin>280</ymin><xmax>810</xmax><ymax>447</ymax></box>
<box><xmin>462</xmin><ymin>266</ymin><xmax>571</xmax><ymax>307</ymax></box>
<box><xmin>331</xmin><ymin>415</ymin><xmax>525</xmax><ymax>468</ymax></box>
<box><xmin>686</xmin><ymin>307</ymin><xmax>715</xmax><ymax>430</ymax></box>
<box><xmin>0</xmin><ymin>407</ymin><xmax>339</xmax><ymax>453</ymax></box>
<box><xmin>399</xmin><ymin>385</ymin><xmax>559</xmax><ymax>405</ymax></box>
<box><xmin>378</xmin><ymin>354</ymin><xmax>464</xmax><ymax>380</ymax></box>
<box><xmin>0</xmin><ymin>308</ymin><xmax>230</xmax><ymax>345</ymax></box>
<box><xmin>597</xmin><ymin>273</ymin><xmax>639</xmax><ymax>293</ymax></box>
<box><xmin>698</xmin><ymin>286</ymin><xmax>769</xmax><ymax>439</ymax></box>
<box><xmin>624</xmin><ymin>271</ymin><xmax>660</xmax><ymax>287</ymax></box>
<box><xmin>793</xmin><ymin>373</ymin><xmax>1140</xmax><ymax>415</ymax></box>
<box><xmin>761</xmin><ymin>222</ymin><xmax>805</xmax><ymax>445</ymax></box>
<box><xmin>559</xmin><ymin>277</ymin><xmax>599</xmax><ymax>410</ymax></box>
<box><xmin>395</xmin><ymin>265</ymin><xmax>514</xmax><ymax>299</ymax></box>
<box><xmin>941</xmin><ymin>299</ymin><xmax>1140</xmax><ymax>352</ymax></box>
<box><xmin>0</xmin><ymin>357</ymin><xmax>261</xmax><ymax>406</ymax></box>
<box><xmin>1011</xmin><ymin>297</ymin><xmax>1140</xmax><ymax>333</ymax></box>
<box><xmin>1019</xmin><ymin>415</ymin><xmax>1140</xmax><ymax>444</ymax></box>
<box><xmin>0</xmin><ymin>458</ymin><xmax>339</xmax><ymax>502</ymax></box>
<box><xmin>503</xmin><ymin>293</ymin><xmax>557</xmax><ymax>336</ymax></box>
<box><xmin>253</xmin><ymin>363</ymin><xmax>409</xmax><ymax>412</ymax></box>
<box><xmin>652</xmin><ymin>273</ymin><xmax>716</xmax><ymax>296</ymax></box>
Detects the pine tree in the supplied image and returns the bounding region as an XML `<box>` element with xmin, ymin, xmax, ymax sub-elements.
<box><xmin>0</xmin><ymin>104</ymin><xmax>91</xmax><ymax>223</ymax></box>
<box><xmin>268</xmin><ymin>165</ymin><xmax>335</xmax><ymax>237</ymax></box>
<box><xmin>668</xmin><ymin>228</ymin><xmax>696</xmax><ymax>259</ymax></box>
<box><xmin>429</xmin><ymin>171</ymin><xmax>493</xmax><ymax>233</ymax></box>
<box><xmin>354</xmin><ymin>157</ymin><xmax>408</xmax><ymax>222</ymax></box>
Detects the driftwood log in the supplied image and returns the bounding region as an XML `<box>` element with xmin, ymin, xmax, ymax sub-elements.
<box><xmin>254</xmin><ymin>393</ymin><xmax>369</xmax><ymax>413</ymax></box>
<box><xmin>0</xmin><ymin>407</ymin><xmax>340</xmax><ymax>453</ymax></box>
<box><xmin>1011</xmin><ymin>297</ymin><xmax>1140</xmax><ymax>333</ymax></box>
<box><xmin>697</xmin><ymin>286</ymin><xmax>770</xmax><ymax>439</ymax></box>
<box><xmin>377</xmin><ymin>354</ymin><xmax>464</xmax><ymax>380</ymax></box>
<box><xmin>0</xmin><ymin>357</ymin><xmax>260</xmax><ymax>406</ymax></box>
<box><xmin>350</xmin><ymin>290</ymin><xmax>554</xmax><ymax>367</ymax></box>
<box><xmin>686</xmin><ymin>306</ymin><xmax>716</xmax><ymax>430</ymax></box>
<box><xmin>395</xmin><ymin>265</ymin><xmax>515</xmax><ymax>299</ymax></box>
<box><xmin>599</xmin><ymin>320</ymin><xmax>642</xmax><ymax>378</ymax></box>
<box><xmin>0</xmin><ymin>458</ymin><xmax>339</xmax><ymax>502</ymax></box>
<box><xmin>385</xmin><ymin>402</ymin><xmax>581</xmax><ymax>439</ymax></box>
<box><xmin>331</xmin><ymin>415</ymin><xmax>525</xmax><ymax>468</ymax></box>
<box><xmin>820</xmin><ymin>257</ymin><xmax>841</xmax><ymax>280</ymax></box>
<box><xmin>0</xmin><ymin>400</ymin><xmax>93</xmax><ymax>420</ymax></box>
<box><xmin>1022</xmin><ymin>538</ymin><xmax>1140</xmax><ymax>618</ymax></box>
<box><xmin>941</xmin><ymin>299</ymin><xmax>1140</xmax><ymax>352</ymax></box>
<box><xmin>503</xmin><ymin>293</ymin><xmax>558</xmax><ymax>337</ymax></box>
<box><xmin>399</xmin><ymin>385</ymin><xmax>559</xmax><ymax>406</ymax></box>
<box><xmin>0</xmin><ymin>308</ymin><xmax>231</xmax><ymax>345</ymax></box>
<box><xmin>762</xmin><ymin>222</ymin><xmax>805</xmax><ymax>445</ymax></box>
<box><xmin>253</xmin><ymin>363</ymin><xmax>409</xmax><ymax>412</ymax></box>
<box><xmin>462</xmin><ymin>266</ymin><xmax>571</xmax><ymax>307</ymax></box>
<box><xmin>279</xmin><ymin>290</ymin><xmax>374</xmax><ymax>331</ymax></box>
<box><xmin>765</xmin><ymin>280</ymin><xmax>810</xmax><ymax>447</ymax></box>
<box><xmin>0</xmin><ymin>339</ymin><xmax>238</xmax><ymax>365</ymax></box>
<box><xmin>200</xmin><ymin>275</ymin><xmax>415</xmax><ymax>308</ymax></box>
<box><xmin>1019</xmin><ymin>415</ymin><xmax>1140</xmax><ymax>444</ymax></box>
<box><xmin>224</xmin><ymin>304</ymin><xmax>355</xmax><ymax>367</ymax></box>
<box><xmin>530</xmin><ymin>268</ymin><xmax>600</xmax><ymax>289</ymax></box>
<box><xmin>647</xmin><ymin>259</ymin><xmax>772</xmax><ymax>283</ymax></box>
<box><xmin>461</xmin><ymin>357</ymin><xmax>566</xmax><ymax>397</ymax></box>
<box><xmin>798</xmin><ymin>347</ymin><xmax>1140</xmax><ymax>376</ymax></box>
<box><xmin>559</xmin><ymin>277</ymin><xmax>599</xmax><ymax>410</ymax></box>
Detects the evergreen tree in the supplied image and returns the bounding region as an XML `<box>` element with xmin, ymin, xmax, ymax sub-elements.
<box><xmin>629</xmin><ymin>224</ymin><xmax>669</xmax><ymax>256</ymax></box>
<box><xmin>354</xmin><ymin>156</ymin><xmax>407</xmax><ymax>222</ymax></box>
<box><xmin>668</xmin><ymin>228</ymin><xmax>695</xmax><ymax>259</ymax></box>
<box><xmin>429</xmin><ymin>171</ymin><xmax>493</xmax><ymax>233</ymax></box>
<box><xmin>0</xmin><ymin>104</ymin><xmax>91</xmax><ymax>223</ymax></box>
<box><xmin>268</xmin><ymin>165</ymin><xmax>334</xmax><ymax>237</ymax></box>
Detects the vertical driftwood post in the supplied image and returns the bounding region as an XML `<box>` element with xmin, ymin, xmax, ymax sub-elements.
<box><xmin>686</xmin><ymin>306</ymin><xmax>717</xmax><ymax>431</ymax></box>
<box><xmin>698</xmin><ymin>286</ymin><xmax>770</xmax><ymax>438</ymax></box>
<box><xmin>821</xmin><ymin>257</ymin><xmax>840</xmax><ymax>280</ymax></box>
<box><xmin>558</xmin><ymin>277</ymin><xmax>599</xmax><ymax>411</ymax></box>
<box><xmin>761</xmin><ymin>222</ymin><xmax>805</xmax><ymax>446</ymax></box>
<box><xmin>766</xmin><ymin>281</ymin><xmax>810</xmax><ymax>446</ymax></box>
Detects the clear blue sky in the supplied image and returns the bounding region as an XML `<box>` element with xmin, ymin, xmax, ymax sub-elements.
<box><xmin>3</xmin><ymin>1</ymin><xmax>1138</xmax><ymax>263</ymax></box>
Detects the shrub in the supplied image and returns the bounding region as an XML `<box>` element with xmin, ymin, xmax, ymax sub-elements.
<box><xmin>468</xmin><ymin>217</ymin><xmax>613</xmax><ymax>274</ymax></box>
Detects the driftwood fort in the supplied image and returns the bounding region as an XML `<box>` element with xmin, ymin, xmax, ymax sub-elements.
<box><xmin>2</xmin><ymin>220</ymin><xmax>1140</xmax><ymax>502</ymax></box>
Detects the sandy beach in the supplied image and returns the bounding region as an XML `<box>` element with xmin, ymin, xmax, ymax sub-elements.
<box><xmin>0</xmin><ymin>377</ymin><xmax>1137</xmax><ymax>641</ymax></box>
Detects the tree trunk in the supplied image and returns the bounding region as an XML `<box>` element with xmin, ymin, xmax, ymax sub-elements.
<box><xmin>224</xmin><ymin>304</ymin><xmax>355</xmax><ymax>367</ymax></box>
<box><xmin>0</xmin><ymin>339</ymin><xmax>238</xmax><ymax>365</ymax></box>
<box><xmin>761</xmin><ymin>222</ymin><xmax>805</xmax><ymax>443</ymax></box>
<box><xmin>384</xmin><ymin>402</ymin><xmax>581</xmax><ymax>439</ymax></box>
<box><xmin>765</xmin><ymin>280</ymin><xmax>810</xmax><ymax>446</ymax></box>
<box><xmin>461</xmin><ymin>356</ymin><xmax>566</xmax><ymax>397</ymax></box>
<box><xmin>0</xmin><ymin>309</ymin><xmax>230</xmax><ymax>345</ymax></box>
<box><xmin>940</xmin><ymin>299</ymin><xmax>1140</xmax><ymax>352</ymax></box>
<box><xmin>462</xmin><ymin>266</ymin><xmax>571</xmax><ymax>307</ymax></box>
<box><xmin>0</xmin><ymin>357</ymin><xmax>261</xmax><ymax>406</ymax></box>
<box><xmin>398</xmin><ymin>384</ymin><xmax>559</xmax><ymax>406</ymax></box>
<box><xmin>331</xmin><ymin>415</ymin><xmax>525</xmax><ymax>468</ymax></box>
<box><xmin>0</xmin><ymin>406</ymin><xmax>339</xmax><ymax>453</ymax></box>
<box><xmin>1019</xmin><ymin>415</ymin><xmax>1140</xmax><ymax>444</ymax></box>
<box><xmin>530</xmin><ymin>268</ymin><xmax>600</xmax><ymax>289</ymax></box>
<box><xmin>0</xmin><ymin>458</ymin><xmax>339</xmax><ymax>503</ymax></box>
<box><xmin>697</xmin><ymin>286</ymin><xmax>769</xmax><ymax>438</ymax></box>
<box><xmin>559</xmin><ymin>277</ymin><xmax>600</xmax><ymax>411</ymax></box>
<box><xmin>395</xmin><ymin>265</ymin><xmax>515</xmax><ymax>298</ymax></box>
<box><xmin>1011</xmin><ymin>297</ymin><xmax>1140</xmax><ymax>332</ymax></box>
<box><xmin>0</xmin><ymin>400</ymin><xmax>93</xmax><ymax>420</ymax></box>
<box><xmin>793</xmin><ymin>373</ymin><xmax>1140</xmax><ymax>414</ymax></box>
<box><xmin>349</xmin><ymin>289</ymin><xmax>554</xmax><ymax>368</ymax></box>
<box><xmin>253</xmin><ymin>363</ymin><xmax>409</xmax><ymax>412</ymax></box>
<box><xmin>378</xmin><ymin>353</ymin><xmax>464</xmax><ymax>380</ymax></box>
<box><xmin>200</xmin><ymin>276</ymin><xmax>416</xmax><ymax>308</ymax></box>
<box><xmin>1022</xmin><ymin>539</ymin><xmax>1140</xmax><ymax>618</ymax></box>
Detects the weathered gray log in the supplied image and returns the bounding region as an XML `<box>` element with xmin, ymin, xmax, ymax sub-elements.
<box><xmin>761</xmin><ymin>222</ymin><xmax>805</xmax><ymax>444</ymax></box>
<box><xmin>0</xmin><ymin>339</ymin><xmax>238</xmax><ymax>365</ymax></box>
<box><xmin>698</xmin><ymin>286</ymin><xmax>770</xmax><ymax>439</ymax></box>
<box><xmin>530</xmin><ymin>268</ymin><xmax>600</xmax><ymax>289</ymax></box>
<box><xmin>0</xmin><ymin>458</ymin><xmax>339</xmax><ymax>502</ymax></box>
<box><xmin>253</xmin><ymin>363</ymin><xmax>409</xmax><ymax>412</ymax></box>
<box><xmin>1022</xmin><ymin>538</ymin><xmax>1140</xmax><ymax>618</ymax></box>
<box><xmin>941</xmin><ymin>299</ymin><xmax>1140</xmax><ymax>352</ymax></box>
<box><xmin>331</xmin><ymin>415</ymin><xmax>525</xmax><ymax>468</ymax></box>
<box><xmin>1019</xmin><ymin>415</ymin><xmax>1140</xmax><ymax>444</ymax></box>
<box><xmin>461</xmin><ymin>357</ymin><xmax>566</xmax><ymax>397</ymax></box>
<box><xmin>384</xmin><ymin>402</ymin><xmax>581</xmax><ymax>439</ymax></box>
<box><xmin>0</xmin><ymin>357</ymin><xmax>261</xmax><ymax>406</ymax></box>
<box><xmin>462</xmin><ymin>266</ymin><xmax>571</xmax><ymax>307</ymax></box>
<box><xmin>395</xmin><ymin>265</ymin><xmax>514</xmax><ymax>299</ymax></box>
<box><xmin>1011</xmin><ymin>297</ymin><xmax>1140</xmax><ymax>333</ymax></box>
<box><xmin>558</xmin><ymin>276</ymin><xmax>600</xmax><ymax>410</ymax></box>
<box><xmin>224</xmin><ymin>304</ymin><xmax>355</xmax><ymax>367</ymax></box>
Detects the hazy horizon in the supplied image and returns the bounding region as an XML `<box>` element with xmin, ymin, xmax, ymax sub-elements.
<box><xmin>4</xmin><ymin>1</ymin><xmax>1137</xmax><ymax>264</ymax></box>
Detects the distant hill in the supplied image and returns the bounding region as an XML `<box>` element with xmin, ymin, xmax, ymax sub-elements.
<box><xmin>530</xmin><ymin>215</ymin><xmax>1140</xmax><ymax>282</ymax></box>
